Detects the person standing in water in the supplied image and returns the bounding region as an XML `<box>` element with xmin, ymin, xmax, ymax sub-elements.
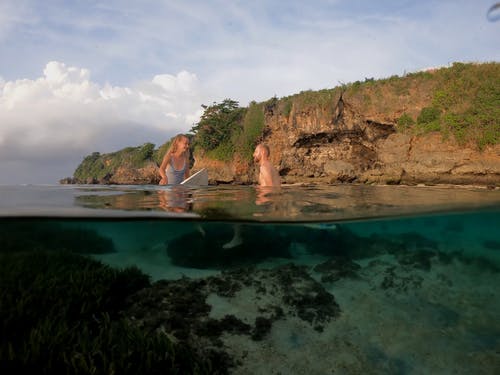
<box><xmin>159</xmin><ymin>134</ymin><xmax>190</xmax><ymax>185</ymax></box>
<box><xmin>223</xmin><ymin>143</ymin><xmax>281</xmax><ymax>249</ymax></box>
<box><xmin>157</xmin><ymin>134</ymin><xmax>191</xmax><ymax>212</ymax></box>
<box><xmin>253</xmin><ymin>143</ymin><xmax>281</xmax><ymax>187</ymax></box>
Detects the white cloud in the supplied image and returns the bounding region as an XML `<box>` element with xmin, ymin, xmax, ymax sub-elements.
<box><xmin>152</xmin><ymin>71</ymin><xmax>198</xmax><ymax>93</ymax></box>
<box><xmin>0</xmin><ymin>61</ymin><xmax>206</xmax><ymax>183</ymax></box>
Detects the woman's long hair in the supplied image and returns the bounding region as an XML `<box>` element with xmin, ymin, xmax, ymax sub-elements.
<box><xmin>165</xmin><ymin>134</ymin><xmax>190</xmax><ymax>161</ymax></box>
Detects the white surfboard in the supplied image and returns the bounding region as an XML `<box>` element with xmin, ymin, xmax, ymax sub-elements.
<box><xmin>180</xmin><ymin>168</ymin><xmax>209</xmax><ymax>186</ymax></box>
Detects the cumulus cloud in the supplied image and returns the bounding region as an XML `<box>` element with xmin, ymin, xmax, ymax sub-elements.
<box><xmin>0</xmin><ymin>61</ymin><xmax>205</xmax><ymax>183</ymax></box>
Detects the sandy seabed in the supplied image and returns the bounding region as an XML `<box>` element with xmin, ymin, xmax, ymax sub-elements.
<box><xmin>211</xmin><ymin>252</ymin><xmax>499</xmax><ymax>374</ymax></box>
<box><xmin>97</xmin><ymin>237</ymin><xmax>500</xmax><ymax>375</ymax></box>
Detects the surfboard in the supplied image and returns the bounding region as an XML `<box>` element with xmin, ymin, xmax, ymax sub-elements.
<box><xmin>180</xmin><ymin>168</ymin><xmax>209</xmax><ymax>186</ymax></box>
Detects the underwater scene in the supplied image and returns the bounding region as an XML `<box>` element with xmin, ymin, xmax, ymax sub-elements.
<box><xmin>1</xmin><ymin>184</ymin><xmax>499</xmax><ymax>374</ymax></box>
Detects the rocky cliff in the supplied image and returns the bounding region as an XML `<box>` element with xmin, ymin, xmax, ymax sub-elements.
<box><xmin>193</xmin><ymin>93</ymin><xmax>499</xmax><ymax>186</ymax></box>
<box><xmin>66</xmin><ymin>102</ymin><xmax>500</xmax><ymax>187</ymax></box>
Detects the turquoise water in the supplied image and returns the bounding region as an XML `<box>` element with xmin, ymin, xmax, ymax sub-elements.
<box><xmin>1</xmin><ymin>184</ymin><xmax>499</xmax><ymax>374</ymax></box>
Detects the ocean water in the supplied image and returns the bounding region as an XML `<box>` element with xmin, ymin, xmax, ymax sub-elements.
<box><xmin>1</xmin><ymin>184</ymin><xmax>499</xmax><ymax>374</ymax></box>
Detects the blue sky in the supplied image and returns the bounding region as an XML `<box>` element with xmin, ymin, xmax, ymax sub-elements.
<box><xmin>0</xmin><ymin>0</ymin><xmax>498</xmax><ymax>184</ymax></box>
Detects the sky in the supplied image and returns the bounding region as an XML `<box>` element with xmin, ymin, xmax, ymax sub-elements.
<box><xmin>0</xmin><ymin>0</ymin><xmax>499</xmax><ymax>184</ymax></box>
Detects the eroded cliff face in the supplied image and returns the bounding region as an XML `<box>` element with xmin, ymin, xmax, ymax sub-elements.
<box><xmin>192</xmin><ymin>153</ymin><xmax>255</xmax><ymax>184</ymax></box>
<box><xmin>193</xmin><ymin>96</ymin><xmax>500</xmax><ymax>186</ymax></box>
<box><xmin>67</xmin><ymin>95</ymin><xmax>499</xmax><ymax>186</ymax></box>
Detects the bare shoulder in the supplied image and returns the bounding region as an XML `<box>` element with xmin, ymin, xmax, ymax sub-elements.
<box><xmin>259</xmin><ymin>161</ymin><xmax>281</xmax><ymax>187</ymax></box>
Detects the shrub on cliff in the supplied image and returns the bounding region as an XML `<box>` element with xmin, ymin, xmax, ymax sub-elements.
<box><xmin>420</xmin><ymin>63</ymin><xmax>498</xmax><ymax>147</ymax></box>
<box><xmin>397</xmin><ymin>113</ymin><xmax>415</xmax><ymax>131</ymax></box>
<box><xmin>344</xmin><ymin>62</ymin><xmax>499</xmax><ymax>148</ymax></box>
<box><xmin>416</xmin><ymin>106</ymin><xmax>442</xmax><ymax>133</ymax></box>
<box><xmin>236</xmin><ymin>101</ymin><xmax>265</xmax><ymax>161</ymax></box>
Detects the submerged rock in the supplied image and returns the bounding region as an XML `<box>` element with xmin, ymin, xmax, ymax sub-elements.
<box><xmin>124</xmin><ymin>263</ymin><xmax>341</xmax><ymax>371</ymax></box>
<box><xmin>396</xmin><ymin>249</ymin><xmax>438</xmax><ymax>271</ymax></box>
<box><xmin>0</xmin><ymin>221</ymin><xmax>115</xmax><ymax>254</ymax></box>
<box><xmin>314</xmin><ymin>256</ymin><xmax>362</xmax><ymax>283</ymax></box>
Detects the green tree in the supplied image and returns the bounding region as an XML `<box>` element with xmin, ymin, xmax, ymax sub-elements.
<box><xmin>190</xmin><ymin>99</ymin><xmax>244</xmax><ymax>151</ymax></box>
<box><xmin>132</xmin><ymin>142</ymin><xmax>155</xmax><ymax>164</ymax></box>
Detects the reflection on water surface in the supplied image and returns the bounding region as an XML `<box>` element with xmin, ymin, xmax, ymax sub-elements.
<box><xmin>0</xmin><ymin>184</ymin><xmax>499</xmax><ymax>222</ymax></box>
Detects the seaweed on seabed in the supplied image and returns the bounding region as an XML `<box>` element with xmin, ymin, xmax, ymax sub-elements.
<box><xmin>0</xmin><ymin>250</ymin><xmax>215</xmax><ymax>374</ymax></box>
<box><xmin>0</xmin><ymin>221</ymin><xmax>115</xmax><ymax>254</ymax></box>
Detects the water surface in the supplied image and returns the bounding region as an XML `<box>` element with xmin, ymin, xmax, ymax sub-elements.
<box><xmin>1</xmin><ymin>184</ymin><xmax>499</xmax><ymax>374</ymax></box>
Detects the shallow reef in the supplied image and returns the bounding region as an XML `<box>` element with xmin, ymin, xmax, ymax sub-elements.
<box><xmin>1</xmin><ymin>219</ymin><xmax>499</xmax><ymax>374</ymax></box>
